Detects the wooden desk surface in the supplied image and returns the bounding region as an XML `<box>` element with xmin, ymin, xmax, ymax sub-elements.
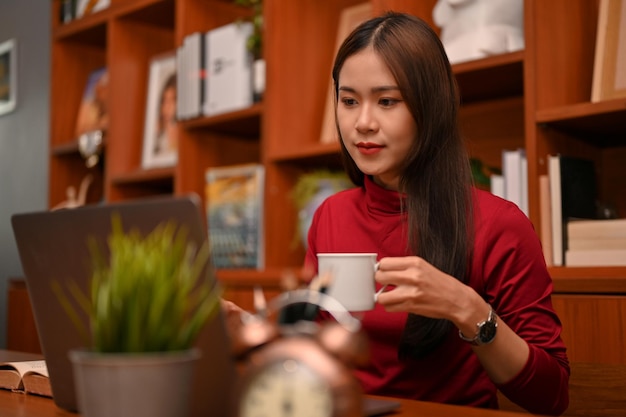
<box><xmin>0</xmin><ymin>389</ymin><xmax>531</xmax><ymax>417</ymax></box>
<box><xmin>0</xmin><ymin>349</ymin><xmax>529</xmax><ymax>417</ymax></box>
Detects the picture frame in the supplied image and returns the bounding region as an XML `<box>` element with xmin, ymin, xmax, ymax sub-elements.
<box><xmin>591</xmin><ymin>0</ymin><xmax>626</xmax><ymax>102</ymax></box>
<box><xmin>74</xmin><ymin>67</ymin><xmax>108</xmax><ymax>137</ymax></box>
<box><xmin>0</xmin><ymin>38</ymin><xmax>17</xmax><ymax>116</ymax></box>
<box><xmin>141</xmin><ymin>52</ymin><xmax>178</xmax><ymax>169</ymax></box>
<box><xmin>319</xmin><ymin>3</ymin><xmax>372</xmax><ymax>144</ymax></box>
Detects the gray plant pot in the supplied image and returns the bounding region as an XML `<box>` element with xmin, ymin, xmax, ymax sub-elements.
<box><xmin>69</xmin><ymin>348</ymin><xmax>201</xmax><ymax>417</ymax></box>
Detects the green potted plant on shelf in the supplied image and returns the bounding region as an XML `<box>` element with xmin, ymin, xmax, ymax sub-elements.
<box><xmin>291</xmin><ymin>170</ymin><xmax>353</xmax><ymax>248</ymax></box>
<box><xmin>54</xmin><ymin>215</ymin><xmax>221</xmax><ymax>417</ymax></box>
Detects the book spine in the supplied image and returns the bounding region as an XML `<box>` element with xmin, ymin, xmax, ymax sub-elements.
<box><xmin>548</xmin><ymin>155</ymin><xmax>563</xmax><ymax>266</ymax></box>
<box><xmin>539</xmin><ymin>175</ymin><xmax>553</xmax><ymax>266</ymax></box>
<box><xmin>565</xmin><ymin>249</ymin><xmax>626</xmax><ymax>266</ymax></box>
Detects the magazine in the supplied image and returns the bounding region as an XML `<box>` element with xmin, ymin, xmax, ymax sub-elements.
<box><xmin>205</xmin><ymin>163</ymin><xmax>265</xmax><ymax>269</ymax></box>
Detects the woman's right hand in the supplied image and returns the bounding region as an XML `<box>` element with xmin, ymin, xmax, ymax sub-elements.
<box><xmin>221</xmin><ymin>298</ymin><xmax>248</xmax><ymax>339</ymax></box>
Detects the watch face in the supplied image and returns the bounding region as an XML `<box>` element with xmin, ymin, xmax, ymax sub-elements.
<box><xmin>479</xmin><ymin>321</ymin><xmax>497</xmax><ymax>344</ymax></box>
<box><xmin>240</xmin><ymin>359</ymin><xmax>333</xmax><ymax>417</ymax></box>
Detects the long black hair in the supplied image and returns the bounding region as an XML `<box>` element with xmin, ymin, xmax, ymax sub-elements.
<box><xmin>332</xmin><ymin>12</ymin><xmax>474</xmax><ymax>359</ymax></box>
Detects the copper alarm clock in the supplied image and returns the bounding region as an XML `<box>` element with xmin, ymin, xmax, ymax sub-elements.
<box><xmin>231</xmin><ymin>290</ymin><xmax>370</xmax><ymax>417</ymax></box>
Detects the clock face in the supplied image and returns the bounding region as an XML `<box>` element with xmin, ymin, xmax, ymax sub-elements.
<box><xmin>240</xmin><ymin>358</ymin><xmax>333</xmax><ymax>417</ymax></box>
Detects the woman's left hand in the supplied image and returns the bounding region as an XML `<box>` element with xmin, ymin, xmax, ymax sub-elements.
<box><xmin>374</xmin><ymin>256</ymin><xmax>480</xmax><ymax>325</ymax></box>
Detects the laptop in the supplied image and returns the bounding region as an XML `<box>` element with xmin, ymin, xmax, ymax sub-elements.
<box><xmin>12</xmin><ymin>194</ymin><xmax>400</xmax><ymax>417</ymax></box>
<box><xmin>11</xmin><ymin>194</ymin><xmax>236</xmax><ymax>417</ymax></box>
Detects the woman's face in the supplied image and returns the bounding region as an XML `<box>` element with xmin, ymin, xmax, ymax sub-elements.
<box><xmin>161</xmin><ymin>86</ymin><xmax>177</xmax><ymax>123</ymax></box>
<box><xmin>336</xmin><ymin>47</ymin><xmax>417</xmax><ymax>191</ymax></box>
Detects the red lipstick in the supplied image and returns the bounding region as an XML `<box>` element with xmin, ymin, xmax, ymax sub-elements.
<box><xmin>356</xmin><ymin>142</ymin><xmax>383</xmax><ymax>155</ymax></box>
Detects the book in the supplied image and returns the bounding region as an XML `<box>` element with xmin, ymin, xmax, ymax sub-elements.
<box><xmin>548</xmin><ymin>155</ymin><xmax>598</xmax><ymax>266</ymax></box>
<box><xmin>539</xmin><ymin>174</ymin><xmax>553</xmax><ymax>266</ymax></box>
<box><xmin>0</xmin><ymin>360</ymin><xmax>52</xmax><ymax>397</ymax></box>
<box><xmin>567</xmin><ymin>218</ymin><xmax>626</xmax><ymax>250</ymax></box>
<box><xmin>568</xmin><ymin>237</ymin><xmax>626</xmax><ymax>250</ymax></box>
<box><xmin>502</xmin><ymin>148</ymin><xmax>528</xmax><ymax>216</ymax></box>
<box><xmin>75</xmin><ymin>0</ymin><xmax>110</xmax><ymax>18</ymax></box>
<box><xmin>565</xmin><ymin>249</ymin><xmax>626</xmax><ymax>266</ymax></box>
<box><xmin>177</xmin><ymin>32</ymin><xmax>205</xmax><ymax>120</ymax></box>
<box><xmin>490</xmin><ymin>174</ymin><xmax>505</xmax><ymax>198</ymax></box>
<box><xmin>205</xmin><ymin>163</ymin><xmax>265</xmax><ymax>269</ymax></box>
<box><xmin>567</xmin><ymin>218</ymin><xmax>626</xmax><ymax>240</ymax></box>
<box><xmin>204</xmin><ymin>22</ymin><xmax>254</xmax><ymax>116</ymax></box>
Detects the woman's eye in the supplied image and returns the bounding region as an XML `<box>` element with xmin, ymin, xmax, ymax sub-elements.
<box><xmin>379</xmin><ymin>98</ymin><xmax>400</xmax><ymax>107</ymax></box>
<box><xmin>340</xmin><ymin>97</ymin><xmax>357</xmax><ymax>106</ymax></box>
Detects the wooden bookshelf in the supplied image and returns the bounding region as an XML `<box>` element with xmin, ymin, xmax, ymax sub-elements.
<box><xmin>45</xmin><ymin>0</ymin><xmax>626</xmax><ymax>363</ymax></box>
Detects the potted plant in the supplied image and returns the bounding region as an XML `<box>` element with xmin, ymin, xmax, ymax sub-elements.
<box><xmin>54</xmin><ymin>215</ymin><xmax>221</xmax><ymax>417</ymax></box>
<box><xmin>291</xmin><ymin>170</ymin><xmax>352</xmax><ymax>248</ymax></box>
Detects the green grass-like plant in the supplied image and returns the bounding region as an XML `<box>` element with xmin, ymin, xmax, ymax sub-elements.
<box><xmin>54</xmin><ymin>214</ymin><xmax>221</xmax><ymax>353</ymax></box>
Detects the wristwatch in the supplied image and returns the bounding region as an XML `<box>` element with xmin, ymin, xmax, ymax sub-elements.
<box><xmin>458</xmin><ymin>306</ymin><xmax>498</xmax><ymax>346</ymax></box>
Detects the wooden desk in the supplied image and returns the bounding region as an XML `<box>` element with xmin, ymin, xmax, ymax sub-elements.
<box><xmin>0</xmin><ymin>389</ymin><xmax>532</xmax><ymax>417</ymax></box>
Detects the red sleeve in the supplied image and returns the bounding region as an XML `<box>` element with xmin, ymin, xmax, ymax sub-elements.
<box><xmin>497</xmin><ymin>342</ymin><xmax>570</xmax><ymax>415</ymax></box>
<box><xmin>475</xmin><ymin>192</ymin><xmax>570</xmax><ymax>415</ymax></box>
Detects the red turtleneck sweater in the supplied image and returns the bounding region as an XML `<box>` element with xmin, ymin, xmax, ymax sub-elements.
<box><xmin>305</xmin><ymin>176</ymin><xmax>569</xmax><ymax>415</ymax></box>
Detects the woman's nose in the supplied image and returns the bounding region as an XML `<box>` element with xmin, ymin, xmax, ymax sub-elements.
<box><xmin>355</xmin><ymin>104</ymin><xmax>378</xmax><ymax>133</ymax></box>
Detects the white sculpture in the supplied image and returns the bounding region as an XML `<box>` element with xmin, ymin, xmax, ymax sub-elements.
<box><xmin>433</xmin><ymin>0</ymin><xmax>525</xmax><ymax>64</ymax></box>
<box><xmin>51</xmin><ymin>174</ymin><xmax>93</xmax><ymax>211</ymax></box>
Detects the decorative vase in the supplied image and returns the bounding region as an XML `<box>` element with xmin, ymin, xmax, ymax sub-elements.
<box><xmin>69</xmin><ymin>348</ymin><xmax>201</xmax><ymax>417</ymax></box>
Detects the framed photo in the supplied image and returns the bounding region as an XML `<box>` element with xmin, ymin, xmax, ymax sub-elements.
<box><xmin>74</xmin><ymin>67</ymin><xmax>108</xmax><ymax>137</ymax></box>
<box><xmin>0</xmin><ymin>38</ymin><xmax>17</xmax><ymax>116</ymax></box>
<box><xmin>591</xmin><ymin>0</ymin><xmax>626</xmax><ymax>102</ymax></box>
<box><xmin>141</xmin><ymin>52</ymin><xmax>177</xmax><ymax>169</ymax></box>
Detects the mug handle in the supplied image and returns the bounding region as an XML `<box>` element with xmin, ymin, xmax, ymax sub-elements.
<box><xmin>373</xmin><ymin>262</ymin><xmax>388</xmax><ymax>303</ymax></box>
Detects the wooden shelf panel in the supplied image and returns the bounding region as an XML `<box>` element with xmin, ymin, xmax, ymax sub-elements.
<box><xmin>54</xmin><ymin>12</ymin><xmax>108</xmax><ymax>44</ymax></box>
<box><xmin>181</xmin><ymin>103</ymin><xmax>263</xmax><ymax>137</ymax></box>
<box><xmin>268</xmin><ymin>141</ymin><xmax>341</xmax><ymax>163</ymax></box>
<box><xmin>536</xmin><ymin>99</ymin><xmax>626</xmax><ymax>146</ymax></box>
<box><xmin>453</xmin><ymin>51</ymin><xmax>524</xmax><ymax>103</ymax></box>
<box><xmin>115</xmin><ymin>0</ymin><xmax>176</xmax><ymax>28</ymax></box>
<box><xmin>217</xmin><ymin>268</ymin><xmax>285</xmax><ymax>287</ymax></box>
<box><xmin>110</xmin><ymin>167</ymin><xmax>175</xmax><ymax>185</ymax></box>
<box><xmin>551</xmin><ymin>267</ymin><xmax>626</xmax><ymax>294</ymax></box>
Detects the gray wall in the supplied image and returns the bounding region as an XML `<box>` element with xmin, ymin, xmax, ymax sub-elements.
<box><xmin>0</xmin><ymin>2</ymin><xmax>50</xmax><ymax>348</ymax></box>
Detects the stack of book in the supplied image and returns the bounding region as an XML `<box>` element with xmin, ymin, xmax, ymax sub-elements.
<box><xmin>547</xmin><ymin>155</ymin><xmax>598</xmax><ymax>266</ymax></box>
<box><xmin>177</xmin><ymin>22</ymin><xmax>255</xmax><ymax>120</ymax></box>
<box><xmin>565</xmin><ymin>218</ymin><xmax>626</xmax><ymax>266</ymax></box>
<box><xmin>539</xmin><ymin>155</ymin><xmax>626</xmax><ymax>267</ymax></box>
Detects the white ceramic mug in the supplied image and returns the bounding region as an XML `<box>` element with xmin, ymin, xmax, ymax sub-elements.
<box><xmin>317</xmin><ymin>253</ymin><xmax>379</xmax><ymax>311</ymax></box>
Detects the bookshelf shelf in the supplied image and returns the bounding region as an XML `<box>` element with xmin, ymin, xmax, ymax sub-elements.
<box><xmin>53</xmin><ymin>14</ymin><xmax>108</xmax><ymax>42</ymax></box>
<box><xmin>453</xmin><ymin>51</ymin><xmax>524</xmax><ymax>103</ymax></box>
<box><xmin>268</xmin><ymin>142</ymin><xmax>342</xmax><ymax>163</ymax></box>
<box><xmin>181</xmin><ymin>103</ymin><xmax>263</xmax><ymax>136</ymax></box>
<box><xmin>110</xmin><ymin>167</ymin><xmax>175</xmax><ymax>185</ymax></box>
<box><xmin>536</xmin><ymin>99</ymin><xmax>626</xmax><ymax>144</ymax></box>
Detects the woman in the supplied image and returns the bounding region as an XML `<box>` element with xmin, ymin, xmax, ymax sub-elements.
<box><xmin>226</xmin><ymin>11</ymin><xmax>569</xmax><ymax>415</ymax></box>
<box><xmin>314</xmin><ymin>11</ymin><xmax>569</xmax><ymax>414</ymax></box>
<box><xmin>154</xmin><ymin>73</ymin><xmax>177</xmax><ymax>156</ymax></box>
